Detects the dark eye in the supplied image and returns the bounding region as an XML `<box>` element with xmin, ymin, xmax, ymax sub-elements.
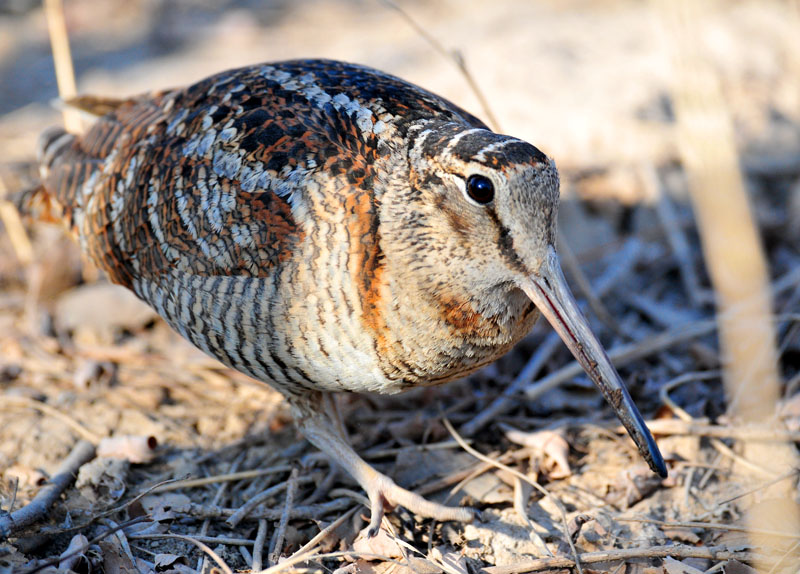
<box><xmin>466</xmin><ymin>174</ymin><xmax>494</xmax><ymax>204</ymax></box>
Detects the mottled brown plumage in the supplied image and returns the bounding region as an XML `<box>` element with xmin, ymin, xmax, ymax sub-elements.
<box><xmin>31</xmin><ymin>59</ymin><xmax>665</xmax><ymax>533</ymax></box>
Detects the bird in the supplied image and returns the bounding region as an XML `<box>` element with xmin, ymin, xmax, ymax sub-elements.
<box><xmin>25</xmin><ymin>59</ymin><xmax>666</xmax><ymax>535</ymax></box>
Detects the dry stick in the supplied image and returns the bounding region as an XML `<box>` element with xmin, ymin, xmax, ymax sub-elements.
<box><xmin>252</xmin><ymin>519</ymin><xmax>269</xmax><ymax>572</ymax></box>
<box><xmin>419</xmin><ymin>447</ymin><xmax>532</xmax><ymax>497</ymax></box>
<box><xmin>618</xmin><ymin>517</ymin><xmax>800</xmax><ymax>541</ymax></box>
<box><xmin>153</xmin><ymin>466</ymin><xmax>293</xmax><ymax>493</ymax></box>
<box><xmin>269</xmin><ymin>467</ymin><xmax>299</xmax><ymax>566</ymax></box>
<box><xmin>39</xmin><ymin>476</ymin><xmax>182</xmax><ymax>536</ymax></box>
<box><xmin>6</xmin><ymin>478</ymin><xmax>18</xmax><ymax>516</ymax></box>
<box><xmin>0</xmin><ymin>184</ymin><xmax>34</xmax><ymax>265</ymax></box>
<box><xmin>0</xmin><ymin>440</ymin><xmax>95</xmax><ymax>539</ymax></box>
<box><xmin>482</xmin><ymin>544</ymin><xmax>769</xmax><ymax>574</ymax></box>
<box><xmin>227</xmin><ymin>475</ymin><xmax>312</xmax><ymax>527</ymax></box>
<box><xmin>196</xmin><ymin>453</ymin><xmax>244</xmax><ymax>573</ymax></box>
<box><xmin>379</xmin><ymin>0</ymin><xmax>501</xmax><ymax>131</ymax></box>
<box><xmin>43</xmin><ymin>0</ymin><xmax>81</xmax><ymax>133</ymax></box>
<box><xmin>288</xmin><ymin>506</ymin><xmax>359</xmax><ymax>559</ymax></box>
<box><xmin>714</xmin><ymin>468</ymin><xmax>800</xmax><ymax>509</ymax></box>
<box><xmin>128</xmin><ymin>532</ymin><xmax>253</xmax><ymax>547</ymax></box>
<box><xmin>441</xmin><ymin>417</ymin><xmax>584</xmax><ymax>574</ymax></box>
<box><xmin>462</xmin><ymin>238</ymin><xmax>643</xmax><ymax>436</ymax></box>
<box><xmin>173</xmin><ymin>497</ymin><xmax>351</xmax><ymax>522</ymax></box>
<box><xmin>99</xmin><ymin>518</ymin><xmax>136</xmax><ymax>566</ymax></box>
<box><xmin>640</xmin><ymin>164</ymin><xmax>705</xmax><ymax>307</ymax></box>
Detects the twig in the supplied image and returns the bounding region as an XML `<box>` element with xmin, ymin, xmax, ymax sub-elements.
<box><xmin>99</xmin><ymin>518</ymin><xmax>136</xmax><ymax>566</ymax></box>
<box><xmin>0</xmin><ymin>440</ymin><xmax>96</xmax><ymax>539</ymax></box>
<box><xmin>153</xmin><ymin>465</ymin><xmax>293</xmax><ymax>492</ymax></box>
<box><xmin>252</xmin><ymin>520</ymin><xmax>269</xmax><ymax>571</ymax></box>
<box><xmin>170</xmin><ymin>497</ymin><xmax>352</xmax><ymax>521</ymax></box>
<box><xmin>197</xmin><ymin>453</ymin><xmax>244</xmax><ymax>573</ymax></box>
<box><xmin>481</xmin><ymin>544</ymin><xmax>768</xmax><ymax>574</ymax></box>
<box><xmin>441</xmin><ymin>416</ymin><xmax>583</xmax><ymax>574</ymax></box>
<box><xmin>128</xmin><ymin>532</ymin><xmax>254</xmax><ymax>547</ymax></box>
<box><xmin>379</xmin><ymin>0</ymin><xmax>501</xmax><ymax>131</ymax></box>
<box><xmin>269</xmin><ymin>467</ymin><xmax>299</xmax><ymax>565</ymax></box>
<box><xmin>226</xmin><ymin>475</ymin><xmax>312</xmax><ymax>527</ymax></box>
<box><xmin>640</xmin><ymin>164</ymin><xmax>705</xmax><ymax>307</ymax></box>
<box><xmin>512</xmin><ymin>477</ymin><xmax>552</xmax><ymax>557</ymax></box>
<box><xmin>714</xmin><ymin>469</ymin><xmax>800</xmax><ymax>508</ymax></box>
<box><xmin>289</xmin><ymin>506</ymin><xmax>359</xmax><ymax>557</ymax></box>
<box><xmin>5</xmin><ymin>477</ymin><xmax>18</xmax><ymax>516</ymax></box>
<box><xmin>619</xmin><ymin>516</ymin><xmax>800</xmax><ymax>540</ymax></box>
<box><xmin>0</xmin><ymin>198</ymin><xmax>34</xmax><ymax>265</ymax></box>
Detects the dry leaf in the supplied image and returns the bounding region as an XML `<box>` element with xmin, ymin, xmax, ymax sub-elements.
<box><xmin>502</xmin><ymin>426</ymin><xmax>572</xmax><ymax>479</ymax></box>
<box><xmin>663</xmin><ymin>557</ymin><xmax>704</xmax><ymax>574</ymax></box>
<box><xmin>429</xmin><ymin>546</ymin><xmax>468</xmax><ymax>574</ymax></box>
<box><xmin>58</xmin><ymin>534</ymin><xmax>90</xmax><ymax>572</ymax></box>
<box><xmin>99</xmin><ymin>540</ymin><xmax>139</xmax><ymax>574</ymax></box>
<box><xmin>76</xmin><ymin>457</ymin><xmax>129</xmax><ymax>504</ymax></box>
<box><xmin>352</xmin><ymin>526</ymin><xmax>405</xmax><ymax>560</ymax></box>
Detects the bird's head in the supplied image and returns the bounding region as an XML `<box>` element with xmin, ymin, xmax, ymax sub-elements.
<box><xmin>392</xmin><ymin>122</ymin><xmax>666</xmax><ymax>477</ymax></box>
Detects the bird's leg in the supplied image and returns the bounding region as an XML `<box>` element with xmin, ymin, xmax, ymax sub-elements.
<box><xmin>322</xmin><ymin>392</ymin><xmax>348</xmax><ymax>441</ymax></box>
<box><xmin>292</xmin><ymin>393</ymin><xmax>475</xmax><ymax>535</ymax></box>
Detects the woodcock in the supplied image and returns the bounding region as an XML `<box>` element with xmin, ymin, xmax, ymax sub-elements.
<box><xmin>27</xmin><ymin>59</ymin><xmax>666</xmax><ymax>533</ymax></box>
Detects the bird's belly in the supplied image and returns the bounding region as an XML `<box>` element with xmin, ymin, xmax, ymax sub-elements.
<box><xmin>132</xmin><ymin>267</ymin><xmax>394</xmax><ymax>396</ymax></box>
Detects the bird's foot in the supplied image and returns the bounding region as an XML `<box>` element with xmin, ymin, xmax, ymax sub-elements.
<box><xmin>293</xmin><ymin>394</ymin><xmax>475</xmax><ymax>535</ymax></box>
<box><xmin>361</xmin><ymin>468</ymin><xmax>476</xmax><ymax>536</ymax></box>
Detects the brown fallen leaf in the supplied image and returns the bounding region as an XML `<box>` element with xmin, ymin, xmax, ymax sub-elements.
<box><xmin>352</xmin><ymin>526</ymin><xmax>405</xmax><ymax>560</ymax></box>
<box><xmin>100</xmin><ymin>540</ymin><xmax>139</xmax><ymax>574</ymax></box>
<box><xmin>501</xmin><ymin>425</ymin><xmax>572</xmax><ymax>479</ymax></box>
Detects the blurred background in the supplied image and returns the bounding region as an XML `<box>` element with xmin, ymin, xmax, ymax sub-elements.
<box><xmin>2</xmin><ymin>0</ymin><xmax>800</xmax><ymax>569</ymax></box>
<box><xmin>0</xmin><ymin>0</ymin><xmax>797</xmax><ymax>182</ymax></box>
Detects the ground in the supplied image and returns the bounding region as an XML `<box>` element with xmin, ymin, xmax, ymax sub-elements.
<box><xmin>1</xmin><ymin>1</ymin><xmax>800</xmax><ymax>572</ymax></box>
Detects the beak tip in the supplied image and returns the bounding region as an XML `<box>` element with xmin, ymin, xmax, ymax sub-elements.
<box><xmin>642</xmin><ymin>432</ymin><xmax>668</xmax><ymax>478</ymax></box>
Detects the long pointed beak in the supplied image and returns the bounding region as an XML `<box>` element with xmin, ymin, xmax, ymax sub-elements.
<box><xmin>519</xmin><ymin>247</ymin><xmax>667</xmax><ymax>478</ymax></box>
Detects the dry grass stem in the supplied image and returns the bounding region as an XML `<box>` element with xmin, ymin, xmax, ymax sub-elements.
<box><xmin>43</xmin><ymin>0</ymin><xmax>81</xmax><ymax>132</ymax></box>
